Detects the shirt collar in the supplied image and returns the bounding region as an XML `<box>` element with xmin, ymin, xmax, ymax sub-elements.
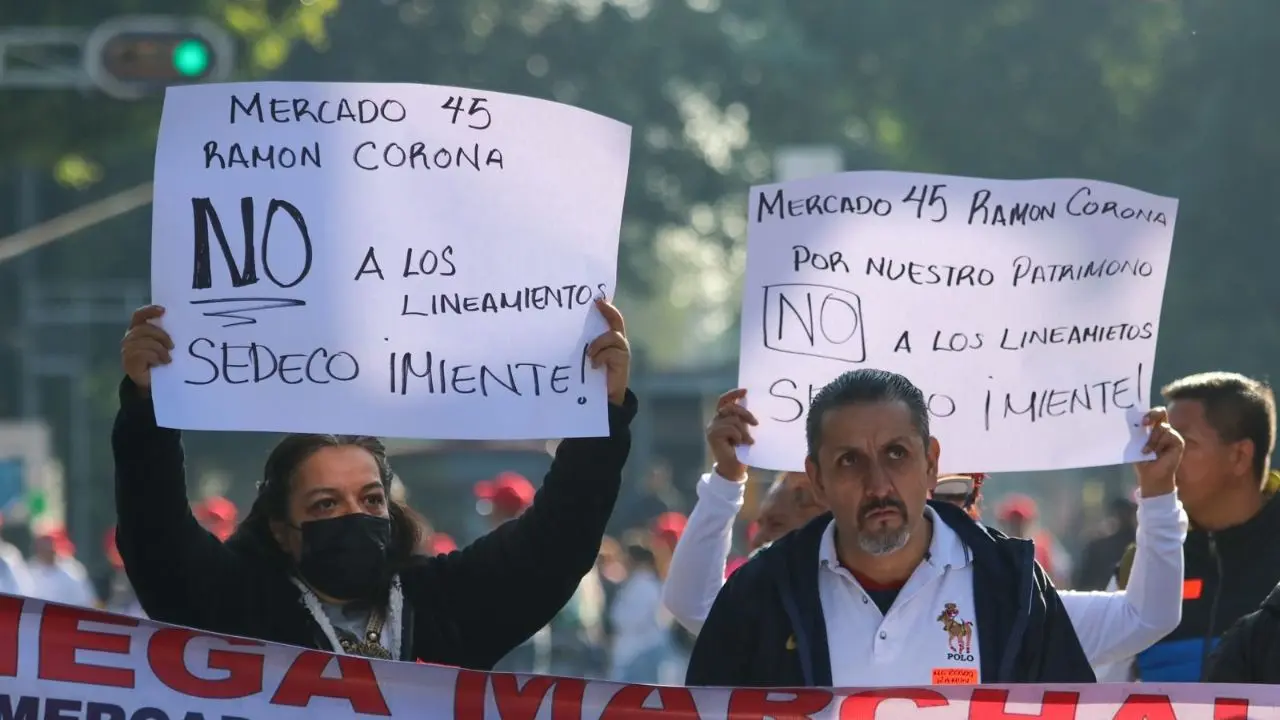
<box><xmin>818</xmin><ymin>505</ymin><xmax>972</xmax><ymax>573</ymax></box>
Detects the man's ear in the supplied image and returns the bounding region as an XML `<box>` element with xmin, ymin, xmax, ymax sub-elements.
<box><xmin>805</xmin><ymin>456</ymin><xmax>827</xmax><ymax>507</ymax></box>
<box><xmin>926</xmin><ymin>437</ymin><xmax>941</xmax><ymax>492</ymax></box>
<box><xmin>1229</xmin><ymin>438</ymin><xmax>1255</xmax><ymax>480</ymax></box>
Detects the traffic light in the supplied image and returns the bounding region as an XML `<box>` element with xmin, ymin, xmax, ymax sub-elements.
<box><xmin>85</xmin><ymin>16</ymin><xmax>234</xmax><ymax>100</ymax></box>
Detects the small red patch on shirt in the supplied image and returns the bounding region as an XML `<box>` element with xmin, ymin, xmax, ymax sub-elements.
<box><xmin>1183</xmin><ymin>578</ymin><xmax>1204</xmax><ymax>600</ymax></box>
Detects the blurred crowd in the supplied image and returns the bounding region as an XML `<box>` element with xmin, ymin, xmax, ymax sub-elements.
<box><xmin>0</xmin><ymin>495</ymin><xmax>237</xmax><ymax>619</ymax></box>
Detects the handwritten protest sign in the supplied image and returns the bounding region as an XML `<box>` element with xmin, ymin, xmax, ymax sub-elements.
<box><xmin>737</xmin><ymin>171</ymin><xmax>1177</xmax><ymax>473</ymax></box>
<box><xmin>149</xmin><ymin>82</ymin><xmax>631</xmax><ymax>439</ymax></box>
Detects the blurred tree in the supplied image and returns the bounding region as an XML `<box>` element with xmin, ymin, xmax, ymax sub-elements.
<box><xmin>281</xmin><ymin>1</ymin><xmax>754</xmax><ymax>300</ymax></box>
<box><xmin>0</xmin><ymin>0</ymin><xmax>340</xmax><ymax>173</ymax></box>
<box><xmin>0</xmin><ymin>0</ymin><xmax>341</xmax><ymax>578</ymax></box>
<box><xmin>2</xmin><ymin>0</ymin><xmax>1279</xmax><ymax>578</ymax></box>
<box><xmin>8</xmin><ymin>0</ymin><xmax>1279</xmax><ymax>374</ymax></box>
<box><xmin>1119</xmin><ymin>0</ymin><xmax>1280</xmax><ymax>381</ymax></box>
<box><xmin>0</xmin><ymin>0</ymin><xmax>346</xmax><ymax>371</ymax></box>
<box><xmin>275</xmin><ymin>0</ymin><xmax>1226</xmax><ymax>367</ymax></box>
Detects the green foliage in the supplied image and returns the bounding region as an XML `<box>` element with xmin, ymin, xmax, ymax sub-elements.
<box><xmin>4</xmin><ymin>0</ymin><xmax>1280</xmax><ymax>575</ymax></box>
<box><xmin>0</xmin><ymin>0</ymin><xmax>339</xmax><ymax>175</ymax></box>
<box><xmin>6</xmin><ymin>0</ymin><xmax>1278</xmax><ymax>371</ymax></box>
<box><xmin>270</xmin><ymin>0</ymin><xmax>1280</xmax><ymax>372</ymax></box>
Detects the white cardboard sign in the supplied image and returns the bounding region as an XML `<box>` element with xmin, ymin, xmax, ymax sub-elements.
<box><xmin>737</xmin><ymin>171</ymin><xmax>1177</xmax><ymax>473</ymax></box>
<box><xmin>149</xmin><ymin>82</ymin><xmax>631</xmax><ymax>439</ymax></box>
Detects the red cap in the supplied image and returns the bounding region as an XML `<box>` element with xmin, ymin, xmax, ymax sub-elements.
<box><xmin>37</xmin><ymin>527</ymin><xmax>76</xmax><ymax>557</ymax></box>
<box><xmin>997</xmin><ymin>493</ymin><xmax>1038</xmax><ymax>522</ymax></box>
<box><xmin>476</xmin><ymin>472</ymin><xmax>535</xmax><ymax>516</ymax></box>
<box><xmin>651</xmin><ymin>511</ymin><xmax>688</xmax><ymax>550</ymax></box>
<box><xmin>196</xmin><ymin>496</ymin><xmax>237</xmax><ymax>524</ymax></box>
<box><xmin>194</xmin><ymin>496</ymin><xmax>238</xmax><ymax>541</ymax></box>
<box><xmin>427</xmin><ymin>533</ymin><xmax>457</xmax><ymax>555</ymax></box>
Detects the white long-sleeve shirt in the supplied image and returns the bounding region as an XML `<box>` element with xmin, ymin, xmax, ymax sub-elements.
<box><xmin>0</xmin><ymin>543</ymin><xmax>34</xmax><ymax>597</ymax></box>
<box><xmin>660</xmin><ymin>475</ymin><xmax>746</xmax><ymax>635</ymax></box>
<box><xmin>661</xmin><ymin>472</ymin><xmax>1187</xmax><ymax>669</ymax></box>
<box><xmin>609</xmin><ymin>568</ymin><xmax>669</xmax><ymax>676</ymax></box>
<box><xmin>1092</xmin><ymin>575</ymin><xmax>1147</xmax><ymax>681</ymax></box>
<box><xmin>28</xmin><ymin>557</ymin><xmax>98</xmax><ymax>608</ymax></box>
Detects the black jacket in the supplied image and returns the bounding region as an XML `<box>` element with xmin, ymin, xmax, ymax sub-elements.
<box><xmin>686</xmin><ymin>501</ymin><xmax>1095</xmax><ymax>687</ymax></box>
<box><xmin>1207</xmin><ymin>583</ymin><xmax>1280</xmax><ymax>683</ymax></box>
<box><xmin>113</xmin><ymin>378</ymin><xmax>635</xmax><ymax>670</ymax></box>
<box><xmin>1114</xmin><ymin>488</ymin><xmax>1280</xmax><ymax>681</ymax></box>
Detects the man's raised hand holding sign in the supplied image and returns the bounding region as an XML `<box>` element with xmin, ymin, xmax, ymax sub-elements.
<box><xmin>1135</xmin><ymin>406</ymin><xmax>1184</xmax><ymax>497</ymax></box>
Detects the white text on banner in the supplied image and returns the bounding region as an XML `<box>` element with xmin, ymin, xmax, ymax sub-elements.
<box><xmin>0</xmin><ymin>596</ymin><xmax>1268</xmax><ymax>720</ymax></box>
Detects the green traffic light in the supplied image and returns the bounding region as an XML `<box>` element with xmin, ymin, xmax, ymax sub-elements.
<box><xmin>172</xmin><ymin>38</ymin><xmax>211</xmax><ymax>77</ymax></box>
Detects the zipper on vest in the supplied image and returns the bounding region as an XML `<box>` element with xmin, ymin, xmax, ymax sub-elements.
<box><xmin>1199</xmin><ymin>533</ymin><xmax>1223</xmax><ymax>680</ymax></box>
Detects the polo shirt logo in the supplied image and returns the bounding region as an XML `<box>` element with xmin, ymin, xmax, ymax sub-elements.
<box><xmin>937</xmin><ymin>602</ymin><xmax>975</xmax><ymax>662</ymax></box>
<box><xmin>785</xmin><ymin>634</ymin><xmax>797</xmax><ymax>651</ymax></box>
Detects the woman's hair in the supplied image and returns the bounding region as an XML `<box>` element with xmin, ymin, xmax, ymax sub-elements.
<box><xmin>230</xmin><ymin>434</ymin><xmax>426</xmax><ymax>577</ymax></box>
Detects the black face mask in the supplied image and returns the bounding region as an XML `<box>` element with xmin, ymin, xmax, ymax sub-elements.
<box><xmin>296</xmin><ymin>513</ymin><xmax>391</xmax><ymax>601</ymax></box>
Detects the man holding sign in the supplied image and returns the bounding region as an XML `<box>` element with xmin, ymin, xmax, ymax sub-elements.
<box><xmin>686</xmin><ymin>368</ymin><xmax>1183</xmax><ymax>687</ymax></box>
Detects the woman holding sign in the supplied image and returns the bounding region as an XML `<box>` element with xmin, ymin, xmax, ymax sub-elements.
<box><xmin>112</xmin><ymin>301</ymin><xmax>635</xmax><ymax>668</ymax></box>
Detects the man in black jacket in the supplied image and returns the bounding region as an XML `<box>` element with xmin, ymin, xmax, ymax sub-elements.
<box><xmin>1207</xmin><ymin>582</ymin><xmax>1280</xmax><ymax>682</ymax></box>
<box><xmin>686</xmin><ymin>369</ymin><xmax>1183</xmax><ymax>687</ymax></box>
<box><xmin>1099</xmin><ymin>371</ymin><xmax>1280</xmax><ymax>682</ymax></box>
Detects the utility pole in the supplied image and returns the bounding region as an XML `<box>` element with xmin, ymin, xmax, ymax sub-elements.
<box><xmin>0</xmin><ymin>16</ymin><xmax>234</xmax><ymax>97</ymax></box>
<box><xmin>0</xmin><ymin>28</ymin><xmax>94</xmax><ymax>91</ymax></box>
<box><xmin>1</xmin><ymin>14</ymin><xmax>229</xmax><ymax>551</ymax></box>
<box><xmin>17</xmin><ymin>168</ymin><xmax>40</xmax><ymax>420</ymax></box>
<box><xmin>11</xmin><ymin>168</ymin><xmax>148</xmax><ymax>553</ymax></box>
<box><xmin>22</xmin><ymin>277</ymin><xmax>148</xmax><ymax>546</ymax></box>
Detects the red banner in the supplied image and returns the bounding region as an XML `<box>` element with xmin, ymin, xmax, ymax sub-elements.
<box><xmin>0</xmin><ymin>596</ymin><xmax>1269</xmax><ymax>719</ymax></box>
